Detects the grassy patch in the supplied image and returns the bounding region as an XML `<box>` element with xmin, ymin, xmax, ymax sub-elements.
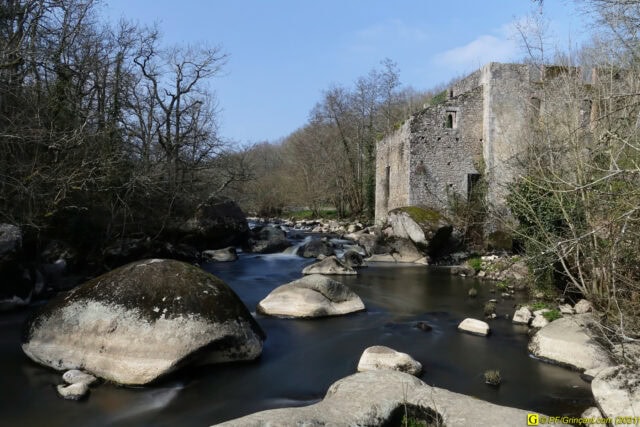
<box><xmin>484</xmin><ymin>301</ymin><xmax>497</xmax><ymax>317</ymax></box>
<box><xmin>468</xmin><ymin>257</ymin><xmax>482</xmax><ymax>272</ymax></box>
<box><xmin>430</xmin><ymin>90</ymin><xmax>448</xmax><ymax>106</ymax></box>
<box><xmin>495</xmin><ymin>281</ymin><xmax>508</xmax><ymax>291</ymax></box>
<box><xmin>530</xmin><ymin>301</ymin><xmax>553</xmax><ymax>311</ymax></box>
<box><xmin>542</xmin><ymin>309</ymin><xmax>562</xmax><ymax>322</ymax></box>
<box><xmin>484</xmin><ymin>369</ymin><xmax>502</xmax><ymax>386</ymax></box>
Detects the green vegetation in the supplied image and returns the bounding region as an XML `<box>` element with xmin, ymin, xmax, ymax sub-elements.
<box><xmin>495</xmin><ymin>282</ymin><xmax>508</xmax><ymax>291</ymax></box>
<box><xmin>468</xmin><ymin>257</ymin><xmax>483</xmax><ymax>272</ymax></box>
<box><xmin>484</xmin><ymin>301</ymin><xmax>497</xmax><ymax>317</ymax></box>
<box><xmin>530</xmin><ymin>301</ymin><xmax>552</xmax><ymax>311</ymax></box>
<box><xmin>430</xmin><ymin>90</ymin><xmax>448</xmax><ymax>106</ymax></box>
<box><xmin>484</xmin><ymin>369</ymin><xmax>502</xmax><ymax>386</ymax></box>
<box><xmin>542</xmin><ymin>309</ymin><xmax>562</xmax><ymax>322</ymax></box>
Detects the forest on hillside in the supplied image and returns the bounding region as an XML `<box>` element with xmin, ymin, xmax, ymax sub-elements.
<box><xmin>0</xmin><ymin>0</ymin><xmax>440</xmax><ymax>258</ymax></box>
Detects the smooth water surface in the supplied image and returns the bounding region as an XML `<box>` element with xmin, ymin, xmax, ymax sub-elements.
<box><xmin>0</xmin><ymin>252</ymin><xmax>593</xmax><ymax>426</ymax></box>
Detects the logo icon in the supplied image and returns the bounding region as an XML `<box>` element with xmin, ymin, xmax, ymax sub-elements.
<box><xmin>527</xmin><ymin>413</ymin><xmax>539</xmax><ymax>426</ymax></box>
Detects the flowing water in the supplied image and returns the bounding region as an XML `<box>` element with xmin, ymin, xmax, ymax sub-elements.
<box><xmin>0</xmin><ymin>249</ymin><xmax>594</xmax><ymax>426</ymax></box>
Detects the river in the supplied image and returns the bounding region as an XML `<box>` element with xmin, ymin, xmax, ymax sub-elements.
<box><xmin>0</xmin><ymin>247</ymin><xmax>593</xmax><ymax>426</ymax></box>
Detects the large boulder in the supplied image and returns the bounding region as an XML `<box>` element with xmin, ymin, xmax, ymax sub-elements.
<box><xmin>298</xmin><ymin>238</ymin><xmax>334</xmax><ymax>258</ymax></box>
<box><xmin>528</xmin><ymin>314</ymin><xmax>612</xmax><ymax>371</ymax></box>
<box><xmin>247</xmin><ymin>226</ymin><xmax>290</xmax><ymax>254</ymax></box>
<box><xmin>344</xmin><ymin>231</ymin><xmax>378</xmax><ymax>257</ymax></box>
<box><xmin>22</xmin><ymin>259</ymin><xmax>265</xmax><ymax>385</ymax></box>
<box><xmin>213</xmin><ymin>370</ymin><xmax>562</xmax><ymax>427</ymax></box>
<box><xmin>387</xmin><ymin>237</ymin><xmax>424</xmax><ymax>263</ymax></box>
<box><xmin>178</xmin><ymin>196</ymin><xmax>249</xmax><ymax>250</ymax></box>
<box><xmin>387</xmin><ymin>207</ymin><xmax>453</xmax><ymax>256</ymax></box>
<box><xmin>257</xmin><ymin>274</ymin><xmax>365</xmax><ymax>318</ymax></box>
<box><xmin>302</xmin><ymin>256</ymin><xmax>356</xmax><ymax>275</ymax></box>
<box><xmin>357</xmin><ymin>346</ymin><xmax>422</xmax><ymax>376</ymax></box>
<box><xmin>591</xmin><ymin>365</ymin><xmax>640</xmax><ymax>419</ymax></box>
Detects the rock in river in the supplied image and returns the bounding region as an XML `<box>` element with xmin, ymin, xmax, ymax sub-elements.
<box><xmin>302</xmin><ymin>255</ymin><xmax>356</xmax><ymax>275</ymax></box>
<box><xmin>357</xmin><ymin>345</ymin><xmax>422</xmax><ymax>376</ymax></box>
<box><xmin>528</xmin><ymin>314</ymin><xmax>611</xmax><ymax>371</ymax></box>
<box><xmin>22</xmin><ymin>259</ymin><xmax>265</xmax><ymax>385</ymax></box>
<box><xmin>213</xmin><ymin>370</ymin><xmax>560</xmax><ymax>427</ymax></box>
<box><xmin>257</xmin><ymin>274</ymin><xmax>364</xmax><ymax>318</ymax></box>
<box><xmin>457</xmin><ymin>318</ymin><xmax>490</xmax><ymax>336</ymax></box>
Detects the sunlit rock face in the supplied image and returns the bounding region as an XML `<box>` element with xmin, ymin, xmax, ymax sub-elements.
<box><xmin>22</xmin><ymin>259</ymin><xmax>265</xmax><ymax>385</ymax></box>
<box><xmin>257</xmin><ymin>274</ymin><xmax>364</xmax><ymax>318</ymax></box>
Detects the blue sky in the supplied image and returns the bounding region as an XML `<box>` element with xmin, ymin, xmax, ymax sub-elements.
<box><xmin>101</xmin><ymin>1</ymin><xmax>589</xmax><ymax>145</ymax></box>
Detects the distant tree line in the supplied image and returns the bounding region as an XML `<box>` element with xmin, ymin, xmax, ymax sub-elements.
<box><xmin>0</xmin><ymin>0</ymin><xmax>250</xmax><ymax>260</ymax></box>
<box><xmin>233</xmin><ymin>60</ymin><xmax>441</xmax><ymax>219</ymax></box>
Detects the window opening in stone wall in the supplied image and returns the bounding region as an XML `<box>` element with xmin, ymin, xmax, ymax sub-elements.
<box><xmin>467</xmin><ymin>174</ymin><xmax>481</xmax><ymax>201</ymax></box>
<box><xmin>446</xmin><ymin>111</ymin><xmax>457</xmax><ymax>129</ymax></box>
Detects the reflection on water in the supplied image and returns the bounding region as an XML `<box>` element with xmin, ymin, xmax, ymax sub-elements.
<box><xmin>0</xmin><ymin>253</ymin><xmax>593</xmax><ymax>426</ymax></box>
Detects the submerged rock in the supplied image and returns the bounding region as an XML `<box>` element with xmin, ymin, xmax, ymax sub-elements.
<box><xmin>257</xmin><ymin>274</ymin><xmax>365</xmax><ymax>318</ymax></box>
<box><xmin>22</xmin><ymin>259</ymin><xmax>265</xmax><ymax>385</ymax></box>
<box><xmin>302</xmin><ymin>256</ymin><xmax>356</xmax><ymax>275</ymax></box>
<box><xmin>213</xmin><ymin>370</ymin><xmax>558</xmax><ymax>427</ymax></box>
<box><xmin>56</xmin><ymin>382</ymin><xmax>89</xmax><ymax>400</ymax></box>
<box><xmin>357</xmin><ymin>346</ymin><xmax>422</xmax><ymax>376</ymax></box>
<box><xmin>63</xmin><ymin>369</ymin><xmax>97</xmax><ymax>386</ymax></box>
<box><xmin>202</xmin><ymin>246</ymin><xmax>238</xmax><ymax>262</ymax></box>
<box><xmin>528</xmin><ymin>314</ymin><xmax>611</xmax><ymax>371</ymax></box>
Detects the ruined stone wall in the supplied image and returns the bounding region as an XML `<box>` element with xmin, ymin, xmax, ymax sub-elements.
<box><xmin>374</xmin><ymin>62</ymin><xmax>554</xmax><ymax>226</ymax></box>
<box><xmin>408</xmin><ymin>86</ymin><xmax>484</xmax><ymax>213</ymax></box>
<box><xmin>451</xmin><ymin>69</ymin><xmax>482</xmax><ymax>98</ymax></box>
<box><xmin>480</xmin><ymin>63</ymin><xmax>534</xmax><ymax>215</ymax></box>
<box><xmin>374</xmin><ymin>120</ymin><xmax>411</xmax><ymax>224</ymax></box>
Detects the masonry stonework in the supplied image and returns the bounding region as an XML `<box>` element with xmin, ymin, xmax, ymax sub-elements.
<box><xmin>375</xmin><ymin>62</ymin><xmax>555</xmax><ymax>226</ymax></box>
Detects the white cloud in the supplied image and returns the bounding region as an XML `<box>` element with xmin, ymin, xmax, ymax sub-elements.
<box><xmin>434</xmin><ymin>23</ymin><xmax>519</xmax><ymax>70</ymax></box>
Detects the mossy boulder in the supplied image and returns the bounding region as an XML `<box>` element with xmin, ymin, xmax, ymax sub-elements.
<box><xmin>22</xmin><ymin>259</ymin><xmax>265</xmax><ymax>385</ymax></box>
<box><xmin>177</xmin><ymin>196</ymin><xmax>249</xmax><ymax>250</ymax></box>
<box><xmin>387</xmin><ymin>206</ymin><xmax>452</xmax><ymax>257</ymax></box>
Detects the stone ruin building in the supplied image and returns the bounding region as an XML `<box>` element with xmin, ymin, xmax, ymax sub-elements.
<box><xmin>375</xmin><ymin>62</ymin><xmax>595</xmax><ymax>227</ymax></box>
